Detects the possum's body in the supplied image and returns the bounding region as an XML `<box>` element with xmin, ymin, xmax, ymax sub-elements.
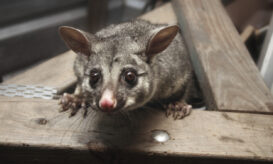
<box><xmin>59</xmin><ymin>19</ymin><xmax>194</xmax><ymax>119</ymax></box>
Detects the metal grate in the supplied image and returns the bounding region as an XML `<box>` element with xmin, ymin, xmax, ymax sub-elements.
<box><xmin>0</xmin><ymin>84</ymin><xmax>57</xmax><ymax>99</ymax></box>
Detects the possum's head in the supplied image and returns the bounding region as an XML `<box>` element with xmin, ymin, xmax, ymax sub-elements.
<box><xmin>59</xmin><ymin>23</ymin><xmax>179</xmax><ymax>113</ymax></box>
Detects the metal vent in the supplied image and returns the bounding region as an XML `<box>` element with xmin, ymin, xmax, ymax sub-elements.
<box><xmin>0</xmin><ymin>84</ymin><xmax>57</xmax><ymax>99</ymax></box>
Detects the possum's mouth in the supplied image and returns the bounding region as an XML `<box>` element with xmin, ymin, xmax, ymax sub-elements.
<box><xmin>92</xmin><ymin>105</ymin><xmax>124</xmax><ymax>115</ymax></box>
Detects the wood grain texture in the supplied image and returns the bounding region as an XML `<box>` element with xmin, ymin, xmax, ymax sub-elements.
<box><xmin>241</xmin><ymin>25</ymin><xmax>255</xmax><ymax>43</ymax></box>
<box><xmin>172</xmin><ymin>0</ymin><xmax>273</xmax><ymax>113</ymax></box>
<box><xmin>0</xmin><ymin>97</ymin><xmax>272</xmax><ymax>162</ymax></box>
<box><xmin>3</xmin><ymin>50</ymin><xmax>77</xmax><ymax>94</ymax></box>
<box><xmin>141</xmin><ymin>3</ymin><xmax>177</xmax><ymax>24</ymax></box>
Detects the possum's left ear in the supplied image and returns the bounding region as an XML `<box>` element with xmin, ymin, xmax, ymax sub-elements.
<box><xmin>146</xmin><ymin>25</ymin><xmax>179</xmax><ymax>61</ymax></box>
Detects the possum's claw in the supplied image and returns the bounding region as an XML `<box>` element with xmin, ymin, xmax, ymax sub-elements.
<box><xmin>165</xmin><ymin>101</ymin><xmax>192</xmax><ymax>120</ymax></box>
<box><xmin>59</xmin><ymin>93</ymin><xmax>88</xmax><ymax>118</ymax></box>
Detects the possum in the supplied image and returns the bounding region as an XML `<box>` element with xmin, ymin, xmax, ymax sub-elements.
<box><xmin>58</xmin><ymin>19</ymin><xmax>196</xmax><ymax>119</ymax></box>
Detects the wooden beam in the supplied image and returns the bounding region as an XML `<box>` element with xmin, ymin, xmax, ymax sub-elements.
<box><xmin>0</xmin><ymin>97</ymin><xmax>272</xmax><ymax>162</ymax></box>
<box><xmin>241</xmin><ymin>25</ymin><xmax>255</xmax><ymax>43</ymax></box>
<box><xmin>141</xmin><ymin>3</ymin><xmax>177</xmax><ymax>24</ymax></box>
<box><xmin>172</xmin><ymin>0</ymin><xmax>273</xmax><ymax>113</ymax></box>
<box><xmin>3</xmin><ymin>51</ymin><xmax>77</xmax><ymax>94</ymax></box>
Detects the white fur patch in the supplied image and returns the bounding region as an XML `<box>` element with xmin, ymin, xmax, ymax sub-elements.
<box><xmin>93</xmin><ymin>43</ymin><xmax>104</xmax><ymax>52</ymax></box>
<box><xmin>131</xmin><ymin>54</ymin><xmax>144</xmax><ymax>65</ymax></box>
<box><xmin>124</xmin><ymin>97</ymin><xmax>135</xmax><ymax>109</ymax></box>
<box><xmin>124</xmin><ymin>41</ymin><xmax>140</xmax><ymax>52</ymax></box>
<box><xmin>82</xmin><ymin>78</ymin><xmax>92</xmax><ymax>92</ymax></box>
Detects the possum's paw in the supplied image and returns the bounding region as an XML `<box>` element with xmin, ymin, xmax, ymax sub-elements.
<box><xmin>58</xmin><ymin>93</ymin><xmax>88</xmax><ymax>117</ymax></box>
<box><xmin>165</xmin><ymin>101</ymin><xmax>192</xmax><ymax>120</ymax></box>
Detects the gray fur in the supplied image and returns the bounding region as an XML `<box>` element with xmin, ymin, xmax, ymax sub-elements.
<box><xmin>68</xmin><ymin>19</ymin><xmax>193</xmax><ymax>112</ymax></box>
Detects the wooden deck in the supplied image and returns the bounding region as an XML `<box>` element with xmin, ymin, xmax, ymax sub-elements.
<box><xmin>0</xmin><ymin>97</ymin><xmax>273</xmax><ymax>163</ymax></box>
<box><xmin>1</xmin><ymin>1</ymin><xmax>273</xmax><ymax>163</ymax></box>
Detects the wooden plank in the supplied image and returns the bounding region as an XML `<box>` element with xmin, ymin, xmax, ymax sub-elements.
<box><xmin>241</xmin><ymin>25</ymin><xmax>255</xmax><ymax>43</ymax></box>
<box><xmin>172</xmin><ymin>0</ymin><xmax>273</xmax><ymax>113</ymax></box>
<box><xmin>141</xmin><ymin>3</ymin><xmax>177</xmax><ymax>24</ymax></box>
<box><xmin>3</xmin><ymin>51</ymin><xmax>77</xmax><ymax>94</ymax></box>
<box><xmin>0</xmin><ymin>97</ymin><xmax>272</xmax><ymax>162</ymax></box>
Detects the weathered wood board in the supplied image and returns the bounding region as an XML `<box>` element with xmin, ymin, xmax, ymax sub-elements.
<box><xmin>3</xmin><ymin>51</ymin><xmax>77</xmax><ymax>94</ymax></box>
<box><xmin>141</xmin><ymin>3</ymin><xmax>177</xmax><ymax>24</ymax></box>
<box><xmin>0</xmin><ymin>97</ymin><xmax>272</xmax><ymax>163</ymax></box>
<box><xmin>172</xmin><ymin>0</ymin><xmax>273</xmax><ymax>113</ymax></box>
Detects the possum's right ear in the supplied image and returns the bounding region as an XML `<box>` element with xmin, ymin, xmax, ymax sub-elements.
<box><xmin>59</xmin><ymin>26</ymin><xmax>91</xmax><ymax>56</ymax></box>
<box><xmin>146</xmin><ymin>25</ymin><xmax>179</xmax><ymax>62</ymax></box>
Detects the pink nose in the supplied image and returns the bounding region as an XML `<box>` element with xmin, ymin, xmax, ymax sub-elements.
<box><xmin>99</xmin><ymin>89</ymin><xmax>116</xmax><ymax>112</ymax></box>
<box><xmin>100</xmin><ymin>99</ymin><xmax>115</xmax><ymax>111</ymax></box>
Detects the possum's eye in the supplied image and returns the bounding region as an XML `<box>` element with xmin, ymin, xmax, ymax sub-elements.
<box><xmin>89</xmin><ymin>69</ymin><xmax>101</xmax><ymax>87</ymax></box>
<box><xmin>123</xmin><ymin>69</ymin><xmax>137</xmax><ymax>86</ymax></box>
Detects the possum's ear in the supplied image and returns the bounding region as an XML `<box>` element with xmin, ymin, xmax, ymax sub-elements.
<box><xmin>146</xmin><ymin>25</ymin><xmax>179</xmax><ymax>61</ymax></box>
<box><xmin>59</xmin><ymin>26</ymin><xmax>91</xmax><ymax>56</ymax></box>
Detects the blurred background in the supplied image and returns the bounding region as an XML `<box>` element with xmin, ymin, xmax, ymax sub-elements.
<box><xmin>0</xmin><ymin>0</ymin><xmax>272</xmax><ymax>92</ymax></box>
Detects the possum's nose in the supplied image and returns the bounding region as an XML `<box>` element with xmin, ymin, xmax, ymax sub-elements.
<box><xmin>99</xmin><ymin>89</ymin><xmax>117</xmax><ymax>112</ymax></box>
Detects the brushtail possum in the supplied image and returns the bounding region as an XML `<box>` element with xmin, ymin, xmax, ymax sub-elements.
<box><xmin>58</xmin><ymin>19</ymin><xmax>195</xmax><ymax>119</ymax></box>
